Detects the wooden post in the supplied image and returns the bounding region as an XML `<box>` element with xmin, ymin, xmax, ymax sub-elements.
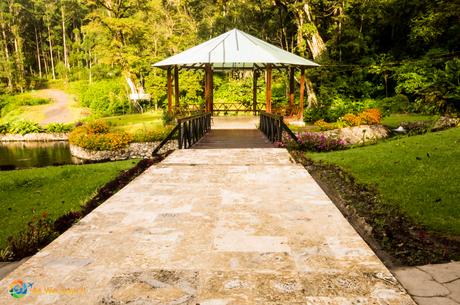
<box><xmin>210</xmin><ymin>67</ymin><xmax>214</xmax><ymax>113</ymax></box>
<box><xmin>253</xmin><ymin>70</ymin><xmax>258</xmax><ymax>115</ymax></box>
<box><xmin>299</xmin><ymin>67</ymin><xmax>305</xmax><ymax>119</ymax></box>
<box><xmin>174</xmin><ymin>66</ymin><xmax>179</xmax><ymax>111</ymax></box>
<box><xmin>265</xmin><ymin>64</ymin><xmax>272</xmax><ymax>113</ymax></box>
<box><xmin>205</xmin><ymin>64</ymin><xmax>213</xmax><ymax>113</ymax></box>
<box><xmin>167</xmin><ymin>67</ymin><xmax>173</xmax><ymax>114</ymax></box>
<box><xmin>289</xmin><ymin>67</ymin><xmax>295</xmax><ymax>110</ymax></box>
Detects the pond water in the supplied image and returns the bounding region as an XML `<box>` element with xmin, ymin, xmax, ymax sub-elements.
<box><xmin>0</xmin><ymin>141</ymin><xmax>85</xmax><ymax>170</ymax></box>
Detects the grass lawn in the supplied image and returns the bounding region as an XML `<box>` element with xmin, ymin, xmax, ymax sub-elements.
<box><xmin>382</xmin><ymin>113</ymin><xmax>439</xmax><ymax>129</ymax></box>
<box><xmin>308</xmin><ymin>128</ymin><xmax>460</xmax><ymax>236</ymax></box>
<box><xmin>100</xmin><ymin>111</ymin><xmax>163</xmax><ymax>133</ymax></box>
<box><xmin>0</xmin><ymin>160</ymin><xmax>138</xmax><ymax>249</ymax></box>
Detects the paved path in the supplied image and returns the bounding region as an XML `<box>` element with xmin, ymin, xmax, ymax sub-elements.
<box><xmin>393</xmin><ymin>262</ymin><xmax>460</xmax><ymax>305</ymax></box>
<box><xmin>0</xmin><ymin>127</ymin><xmax>415</xmax><ymax>304</ymax></box>
<box><xmin>33</xmin><ymin>89</ymin><xmax>85</xmax><ymax>125</ymax></box>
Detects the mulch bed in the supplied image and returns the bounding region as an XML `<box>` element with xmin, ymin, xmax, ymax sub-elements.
<box><xmin>291</xmin><ymin>150</ymin><xmax>460</xmax><ymax>267</ymax></box>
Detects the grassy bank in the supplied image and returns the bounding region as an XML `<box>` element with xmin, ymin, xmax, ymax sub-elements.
<box><xmin>0</xmin><ymin>160</ymin><xmax>138</xmax><ymax>249</ymax></box>
<box><xmin>381</xmin><ymin>114</ymin><xmax>439</xmax><ymax>129</ymax></box>
<box><xmin>308</xmin><ymin>128</ymin><xmax>460</xmax><ymax>236</ymax></box>
<box><xmin>100</xmin><ymin>111</ymin><xmax>163</xmax><ymax>133</ymax></box>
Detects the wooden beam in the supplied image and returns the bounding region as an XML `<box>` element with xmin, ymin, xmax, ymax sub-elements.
<box><xmin>210</xmin><ymin>67</ymin><xmax>214</xmax><ymax>113</ymax></box>
<box><xmin>299</xmin><ymin>67</ymin><xmax>305</xmax><ymax>119</ymax></box>
<box><xmin>265</xmin><ymin>64</ymin><xmax>272</xmax><ymax>113</ymax></box>
<box><xmin>167</xmin><ymin>67</ymin><xmax>172</xmax><ymax>114</ymax></box>
<box><xmin>289</xmin><ymin>66</ymin><xmax>295</xmax><ymax>109</ymax></box>
<box><xmin>253</xmin><ymin>70</ymin><xmax>259</xmax><ymax>115</ymax></box>
<box><xmin>205</xmin><ymin>64</ymin><xmax>213</xmax><ymax>112</ymax></box>
<box><xmin>174</xmin><ymin>66</ymin><xmax>179</xmax><ymax>111</ymax></box>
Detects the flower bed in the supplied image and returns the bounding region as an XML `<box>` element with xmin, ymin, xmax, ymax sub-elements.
<box><xmin>68</xmin><ymin>120</ymin><xmax>175</xmax><ymax>160</ymax></box>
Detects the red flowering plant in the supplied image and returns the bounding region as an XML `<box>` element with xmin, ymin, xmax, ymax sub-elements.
<box><xmin>284</xmin><ymin>132</ymin><xmax>346</xmax><ymax>152</ymax></box>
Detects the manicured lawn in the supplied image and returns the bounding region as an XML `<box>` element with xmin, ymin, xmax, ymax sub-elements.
<box><xmin>382</xmin><ymin>113</ymin><xmax>439</xmax><ymax>129</ymax></box>
<box><xmin>100</xmin><ymin>111</ymin><xmax>163</xmax><ymax>133</ymax></box>
<box><xmin>308</xmin><ymin>128</ymin><xmax>460</xmax><ymax>236</ymax></box>
<box><xmin>0</xmin><ymin>160</ymin><xmax>138</xmax><ymax>249</ymax></box>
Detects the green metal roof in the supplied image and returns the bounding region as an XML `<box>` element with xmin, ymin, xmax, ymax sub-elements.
<box><xmin>153</xmin><ymin>29</ymin><xmax>319</xmax><ymax>70</ymax></box>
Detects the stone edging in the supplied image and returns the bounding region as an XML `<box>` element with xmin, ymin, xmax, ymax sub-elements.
<box><xmin>70</xmin><ymin>141</ymin><xmax>178</xmax><ymax>161</ymax></box>
<box><xmin>321</xmin><ymin>125</ymin><xmax>389</xmax><ymax>145</ymax></box>
<box><xmin>0</xmin><ymin>133</ymin><xmax>69</xmax><ymax>142</ymax></box>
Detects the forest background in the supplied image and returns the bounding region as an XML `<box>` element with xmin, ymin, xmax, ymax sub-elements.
<box><xmin>0</xmin><ymin>0</ymin><xmax>459</xmax><ymax>121</ymax></box>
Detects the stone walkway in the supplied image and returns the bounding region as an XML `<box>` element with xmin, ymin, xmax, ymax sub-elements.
<box><xmin>393</xmin><ymin>262</ymin><xmax>460</xmax><ymax>305</ymax></box>
<box><xmin>0</xmin><ymin>126</ymin><xmax>415</xmax><ymax>304</ymax></box>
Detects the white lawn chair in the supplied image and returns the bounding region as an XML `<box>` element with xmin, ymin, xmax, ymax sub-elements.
<box><xmin>126</xmin><ymin>77</ymin><xmax>151</xmax><ymax>113</ymax></box>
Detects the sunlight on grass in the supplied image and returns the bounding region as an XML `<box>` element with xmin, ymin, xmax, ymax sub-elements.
<box><xmin>100</xmin><ymin>111</ymin><xmax>164</xmax><ymax>133</ymax></box>
<box><xmin>382</xmin><ymin>114</ymin><xmax>439</xmax><ymax>129</ymax></box>
<box><xmin>0</xmin><ymin>160</ymin><xmax>138</xmax><ymax>249</ymax></box>
<box><xmin>308</xmin><ymin>128</ymin><xmax>460</xmax><ymax>236</ymax></box>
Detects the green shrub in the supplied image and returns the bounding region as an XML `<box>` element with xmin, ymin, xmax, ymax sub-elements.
<box><xmin>0</xmin><ymin>122</ymin><xmax>9</xmax><ymax>134</ymax></box>
<box><xmin>378</xmin><ymin>94</ymin><xmax>410</xmax><ymax>115</ymax></box>
<box><xmin>84</xmin><ymin>120</ymin><xmax>110</xmax><ymax>134</ymax></box>
<box><xmin>7</xmin><ymin>120</ymin><xmax>43</xmax><ymax>135</ymax></box>
<box><xmin>400</xmin><ymin>121</ymin><xmax>433</xmax><ymax>136</ymax></box>
<box><xmin>45</xmin><ymin>123</ymin><xmax>75</xmax><ymax>133</ymax></box>
<box><xmin>16</xmin><ymin>96</ymin><xmax>50</xmax><ymax>106</ymax></box>
<box><xmin>70</xmin><ymin>79</ymin><xmax>130</xmax><ymax>115</ymax></box>
<box><xmin>132</xmin><ymin>126</ymin><xmax>173</xmax><ymax>142</ymax></box>
<box><xmin>161</xmin><ymin>110</ymin><xmax>175</xmax><ymax>125</ymax></box>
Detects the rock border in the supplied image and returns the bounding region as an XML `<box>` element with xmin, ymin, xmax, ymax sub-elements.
<box><xmin>320</xmin><ymin>125</ymin><xmax>389</xmax><ymax>145</ymax></box>
<box><xmin>69</xmin><ymin>141</ymin><xmax>178</xmax><ymax>161</ymax></box>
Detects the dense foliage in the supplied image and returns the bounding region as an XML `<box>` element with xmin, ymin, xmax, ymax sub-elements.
<box><xmin>0</xmin><ymin>0</ymin><xmax>458</xmax><ymax>116</ymax></box>
<box><xmin>0</xmin><ymin>120</ymin><xmax>74</xmax><ymax>134</ymax></box>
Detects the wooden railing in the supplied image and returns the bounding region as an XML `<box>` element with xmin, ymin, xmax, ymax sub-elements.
<box><xmin>213</xmin><ymin>102</ymin><xmax>265</xmax><ymax>115</ymax></box>
<box><xmin>177</xmin><ymin>112</ymin><xmax>212</xmax><ymax>149</ymax></box>
<box><xmin>259</xmin><ymin>111</ymin><xmax>298</xmax><ymax>143</ymax></box>
<box><xmin>152</xmin><ymin>112</ymin><xmax>211</xmax><ymax>155</ymax></box>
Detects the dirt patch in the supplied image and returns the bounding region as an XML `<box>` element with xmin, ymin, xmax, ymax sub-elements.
<box><xmin>291</xmin><ymin>151</ymin><xmax>460</xmax><ymax>267</ymax></box>
<box><xmin>31</xmin><ymin>89</ymin><xmax>87</xmax><ymax>124</ymax></box>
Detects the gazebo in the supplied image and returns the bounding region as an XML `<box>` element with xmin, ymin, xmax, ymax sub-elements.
<box><xmin>153</xmin><ymin>29</ymin><xmax>319</xmax><ymax>116</ymax></box>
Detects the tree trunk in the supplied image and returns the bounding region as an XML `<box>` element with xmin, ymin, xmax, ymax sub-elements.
<box><xmin>305</xmin><ymin>78</ymin><xmax>318</xmax><ymax>108</ymax></box>
<box><xmin>294</xmin><ymin>2</ymin><xmax>325</xmax><ymax>111</ymax></box>
<box><xmin>61</xmin><ymin>0</ymin><xmax>69</xmax><ymax>70</ymax></box>
<box><xmin>88</xmin><ymin>48</ymin><xmax>92</xmax><ymax>83</ymax></box>
<box><xmin>9</xmin><ymin>1</ymin><xmax>25</xmax><ymax>92</ymax></box>
<box><xmin>34</xmin><ymin>25</ymin><xmax>42</xmax><ymax>78</ymax></box>
<box><xmin>303</xmin><ymin>3</ymin><xmax>326</xmax><ymax>60</ymax></box>
<box><xmin>0</xmin><ymin>12</ymin><xmax>13</xmax><ymax>92</ymax></box>
<box><xmin>40</xmin><ymin>31</ymin><xmax>49</xmax><ymax>76</ymax></box>
<box><xmin>48</xmin><ymin>24</ymin><xmax>56</xmax><ymax>80</ymax></box>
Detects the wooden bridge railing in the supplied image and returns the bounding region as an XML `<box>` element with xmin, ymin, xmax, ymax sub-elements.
<box><xmin>213</xmin><ymin>102</ymin><xmax>266</xmax><ymax>115</ymax></box>
<box><xmin>259</xmin><ymin>111</ymin><xmax>298</xmax><ymax>143</ymax></box>
<box><xmin>178</xmin><ymin>112</ymin><xmax>212</xmax><ymax>148</ymax></box>
<box><xmin>152</xmin><ymin>112</ymin><xmax>211</xmax><ymax>155</ymax></box>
